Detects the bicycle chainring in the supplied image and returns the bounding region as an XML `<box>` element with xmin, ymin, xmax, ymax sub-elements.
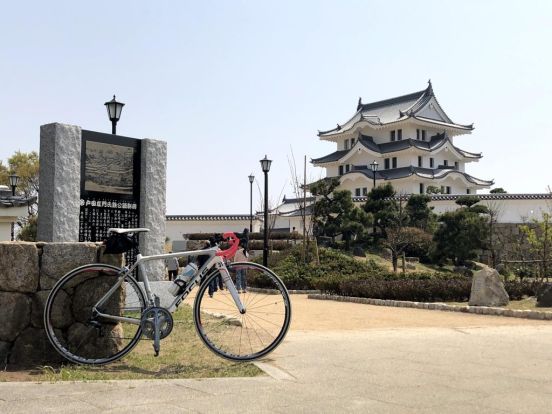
<box><xmin>140</xmin><ymin>307</ymin><xmax>174</xmax><ymax>340</ymax></box>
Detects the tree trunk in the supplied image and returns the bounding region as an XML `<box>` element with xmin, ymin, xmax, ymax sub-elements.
<box><xmin>392</xmin><ymin>251</ymin><xmax>398</xmax><ymax>273</ymax></box>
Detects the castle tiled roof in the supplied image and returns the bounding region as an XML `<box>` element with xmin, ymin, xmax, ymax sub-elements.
<box><xmin>318</xmin><ymin>81</ymin><xmax>473</xmax><ymax>138</ymax></box>
<box><xmin>311</xmin><ymin>133</ymin><xmax>481</xmax><ymax>165</ymax></box>
<box><xmin>343</xmin><ymin>166</ymin><xmax>493</xmax><ymax>187</ymax></box>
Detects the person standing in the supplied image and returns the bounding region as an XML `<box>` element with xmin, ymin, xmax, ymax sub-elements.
<box><xmin>233</xmin><ymin>238</ymin><xmax>249</xmax><ymax>293</ymax></box>
<box><xmin>165</xmin><ymin>252</ymin><xmax>179</xmax><ymax>281</ymax></box>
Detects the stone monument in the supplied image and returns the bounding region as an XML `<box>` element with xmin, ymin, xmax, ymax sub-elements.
<box><xmin>469</xmin><ymin>265</ymin><xmax>509</xmax><ymax>307</ymax></box>
<box><xmin>37</xmin><ymin>122</ymin><xmax>167</xmax><ymax>280</ymax></box>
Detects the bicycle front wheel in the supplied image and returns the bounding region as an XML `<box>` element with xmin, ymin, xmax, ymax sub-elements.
<box><xmin>44</xmin><ymin>264</ymin><xmax>146</xmax><ymax>365</ymax></box>
<box><xmin>193</xmin><ymin>262</ymin><xmax>291</xmax><ymax>361</ymax></box>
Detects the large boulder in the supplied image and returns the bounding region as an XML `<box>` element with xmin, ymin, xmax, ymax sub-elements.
<box><xmin>67</xmin><ymin>322</ymin><xmax>123</xmax><ymax>359</ymax></box>
<box><xmin>0</xmin><ymin>292</ymin><xmax>31</xmax><ymax>341</ymax></box>
<box><xmin>0</xmin><ymin>242</ymin><xmax>39</xmax><ymax>293</ymax></box>
<box><xmin>71</xmin><ymin>275</ymin><xmax>125</xmax><ymax>323</ymax></box>
<box><xmin>469</xmin><ymin>266</ymin><xmax>509</xmax><ymax>307</ymax></box>
<box><xmin>0</xmin><ymin>341</ymin><xmax>12</xmax><ymax>365</ymax></box>
<box><xmin>31</xmin><ymin>290</ymin><xmax>73</xmax><ymax>329</ymax></box>
<box><xmin>40</xmin><ymin>243</ymin><xmax>97</xmax><ymax>289</ymax></box>
<box><xmin>98</xmin><ymin>245</ymin><xmax>125</xmax><ymax>268</ymax></box>
<box><xmin>9</xmin><ymin>327</ymin><xmax>65</xmax><ymax>366</ymax></box>
<box><xmin>537</xmin><ymin>284</ymin><xmax>552</xmax><ymax>307</ymax></box>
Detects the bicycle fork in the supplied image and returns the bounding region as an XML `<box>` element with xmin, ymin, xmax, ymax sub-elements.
<box><xmin>217</xmin><ymin>263</ymin><xmax>246</xmax><ymax>314</ymax></box>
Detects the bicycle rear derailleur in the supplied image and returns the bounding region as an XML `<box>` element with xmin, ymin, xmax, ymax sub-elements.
<box><xmin>140</xmin><ymin>307</ymin><xmax>174</xmax><ymax>357</ymax></box>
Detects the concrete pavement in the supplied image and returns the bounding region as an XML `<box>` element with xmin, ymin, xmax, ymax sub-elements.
<box><xmin>1</xmin><ymin>297</ymin><xmax>552</xmax><ymax>413</ymax></box>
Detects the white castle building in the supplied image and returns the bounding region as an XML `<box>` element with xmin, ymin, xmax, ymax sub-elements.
<box><xmin>312</xmin><ymin>81</ymin><xmax>493</xmax><ymax>196</ymax></box>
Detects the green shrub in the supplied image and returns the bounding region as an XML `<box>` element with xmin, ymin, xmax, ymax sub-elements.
<box><xmin>504</xmin><ymin>280</ymin><xmax>540</xmax><ymax>300</ymax></box>
<box><xmin>339</xmin><ymin>278</ymin><xmax>473</xmax><ymax>302</ymax></box>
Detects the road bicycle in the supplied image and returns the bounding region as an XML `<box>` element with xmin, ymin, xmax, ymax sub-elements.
<box><xmin>44</xmin><ymin>228</ymin><xmax>292</xmax><ymax>365</ymax></box>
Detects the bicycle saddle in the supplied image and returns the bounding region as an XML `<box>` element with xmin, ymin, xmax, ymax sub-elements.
<box><xmin>108</xmin><ymin>228</ymin><xmax>150</xmax><ymax>234</ymax></box>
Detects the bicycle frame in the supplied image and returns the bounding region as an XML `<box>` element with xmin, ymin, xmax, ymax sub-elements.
<box><xmin>93</xmin><ymin>245</ymin><xmax>245</xmax><ymax>326</ymax></box>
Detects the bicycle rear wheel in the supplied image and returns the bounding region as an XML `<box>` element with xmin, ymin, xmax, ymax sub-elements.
<box><xmin>193</xmin><ymin>262</ymin><xmax>291</xmax><ymax>361</ymax></box>
<box><xmin>44</xmin><ymin>264</ymin><xmax>146</xmax><ymax>365</ymax></box>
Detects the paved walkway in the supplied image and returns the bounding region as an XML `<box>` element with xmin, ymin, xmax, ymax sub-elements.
<box><xmin>1</xmin><ymin>296</ymin><xmax>552</xmax><ymax>413</ymax></box>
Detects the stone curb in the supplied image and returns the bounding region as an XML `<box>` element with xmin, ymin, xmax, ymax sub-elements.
<box><xmin>249</xmin><ymin>288</ymin><xmax>321</xmax><ymax>295</ymax></box>
<box><xmin>307</xmin><ymin>294</ymin><xmax>552</xmax><ymax>321</ymax></box>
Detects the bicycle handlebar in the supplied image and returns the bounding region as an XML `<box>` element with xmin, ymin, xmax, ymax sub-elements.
<box><xmin>215</xmin><ymin>232</ymin><xmax>240</xmax><ymax>258</ymax></box>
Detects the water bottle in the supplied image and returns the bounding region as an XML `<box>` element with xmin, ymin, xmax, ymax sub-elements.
<box><xmin>168</xmin><ymin>263</ymin><xmax>198</xmax><ymax>296</ymax></box>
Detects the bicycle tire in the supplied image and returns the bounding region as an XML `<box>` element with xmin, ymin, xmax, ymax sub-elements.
<box><xmin>44</xmin><ymin>264</ymin><xmax>146</xmax><ymax>365</ymax></box>
<box><xmin>193</xmin><ymin>262</ymin><xmax>291</xmax><ymax>361</ymax></box>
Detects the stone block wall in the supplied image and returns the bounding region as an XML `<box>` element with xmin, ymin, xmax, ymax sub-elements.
<box><xmin>0</xmin><ymin>242</ymin><xmax>123</xmax><ymax>367</ymax></box>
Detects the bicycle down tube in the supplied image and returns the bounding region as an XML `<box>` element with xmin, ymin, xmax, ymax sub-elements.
<box><xmin>93</xmin><ymin>245</ymin><xmax>245</xmax><ymax>325</ymax></box>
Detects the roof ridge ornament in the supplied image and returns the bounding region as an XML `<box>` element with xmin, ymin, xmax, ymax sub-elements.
<box><xmin>426</xmin><ymin>79</ymin><xmax>434</xmax><ymax>96</ymax></box>
<box><xmin>357</xmin><ymin>97</ymin><xmax>363</xmax><ymax>111</ymax></box>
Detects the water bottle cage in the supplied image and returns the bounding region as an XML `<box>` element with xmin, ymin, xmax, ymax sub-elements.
<box><xmin>173</xmin><ymin>279</ymin><xmax>187</xmax><ymax>295</ymax></box>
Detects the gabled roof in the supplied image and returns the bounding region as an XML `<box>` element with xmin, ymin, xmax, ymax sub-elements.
<box><xmin>311</xmin><ymin>133</ymin><xmax>481</xmax><ymax>165</ymax></box>
<box><xmin>342</xmin><ymin>166</ymin><xmax>493</xmax><ymax>187</ymax></box>
<box><xmin>318</xmin><ymin>81</ymin><xmax>473</xmax><ymax>138</ymax></box>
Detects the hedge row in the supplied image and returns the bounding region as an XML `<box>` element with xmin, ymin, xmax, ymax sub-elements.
<box><xmin>310</xmin><ymin>277</ymin><xmax>540</xmax><ymax>303</ymax></box>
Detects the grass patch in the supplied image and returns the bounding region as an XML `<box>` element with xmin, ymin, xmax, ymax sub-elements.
<box><xmin>2</xmin><ymin>304</ymin><xmax>263</xmax><ymax>382</ymax></box>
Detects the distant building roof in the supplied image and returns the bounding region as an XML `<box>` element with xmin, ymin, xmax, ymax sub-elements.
<box><xmin>166</xmin><ymin>214</ymin><xmax>259</xmax><ymax>221</ymax></box>
<box><xmin>350</xmin><ymin>193</ymin><xmax>552</xmax><ymax>202</ymax></box>
<box><xmin>0</xmin><ymin>188</ymin><xmax>36</xmax><ymax>208</ymax></box>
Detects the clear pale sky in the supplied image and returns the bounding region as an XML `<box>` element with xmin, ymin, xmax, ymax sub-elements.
<box><xmin>1</xmin><ymin>1</ymin><xmax>551</xmax><ymax>214</ymax></box>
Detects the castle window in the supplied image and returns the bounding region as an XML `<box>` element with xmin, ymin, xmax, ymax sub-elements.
<box><xmin>344</xmin><ymin>139</ymin><xmax>349</xmax><ymax>150</ymax></box>
<box><xmin>355</xmin><ymin>188</ymin><xmax>361</xmax><ymax>197</ymax></box>
<box><xmin>384</xmin><ymin>158</ymin><xmax>390</xmax><ymax>169</ymax></box>
<box><xmin>345</xmin><ymin>164</ymin><xmax>350</xmax><ymax>173</ymax></box>
<box><xmin>446</xmin><ymin>186</ymin><xmax>451</xmax><ymax>194</ymax></box>
<box><xmin>416</xmin><ymin>129</ymin><xmax>420</xmax><ymax>140</ymax></box>
<box><xmin>419</xmin><ymin>183</ymin><xmax>424</xmax><ymax>194</ymax></box>
<box><xmin>421</xmin><ymin>130</ymin><xmax>426</xmax><ymax>141</ymax></box>
<box><xmin>430</xmin><ymin>157</ymin><xmax>434</xmax><ymax>168</ymax></box>
<box><xmin>362</xmin><ymin>187</ymin><xmax>368</xmax><ymax>196</ymax></box>
<box><xmin>444</xmin><ymin>160</ymin><xmax>448</xmax><ymax>167</ymax></box>
<box><xmin>339</xmin><ymin>165</ymin><xmax>344</xmax><ymax>176</ymax></box>
<box><xmin>418</xmin><ymin>156</ymin><xmax>422</xmax><ymax>167</ymax></box>
<box><xmin>390</xmin><ymin>130</ymin><xmax>396</xmax><ymax>141</ymax></box>
<box><xmin>454</xmin><ymin>161</ymin><xmax>459</xmax><ymax>170</ymax></box>
<box><xmin>397</xmin><ymin>129</ymin><xmax>402</xmax><ymax>140</ymax></box>
<box><xmin>467</xmin><ymin>189</ymin><xmax>471</xmax><ymax>194</ymax></box>
<box><xmin>392</xmin><ymin>157</ymin><xmax>397</xmax><ymax>168</ymax></box>
<box><xmin>441</xmin><ymin>186</ymin><xmax>445</xmax><ymax>194</ymax></box>
<box><xmin>351</xmin><ymin>138</ymin><xmax>355</xmax><ymax>147</ymax></box>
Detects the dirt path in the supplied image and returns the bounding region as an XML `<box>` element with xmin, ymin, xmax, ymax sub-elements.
<box><xmin>288</xmin><ymin>295</ymin><xmax>549</xmax><ymax>331</ymax></box>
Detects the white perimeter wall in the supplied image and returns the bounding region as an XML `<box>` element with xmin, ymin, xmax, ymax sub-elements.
<box><xmin>166</xmin><ymin>219</ymin><xmax>262</xmax><ymax>242</ymax></box>
<box><xmin>430</xmin><ymin>198</ymin><xmax>551</xmax><ymax>223</ymax></box>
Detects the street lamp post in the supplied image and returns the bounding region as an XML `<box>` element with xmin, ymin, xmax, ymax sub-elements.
<box><xmin>104</xmin><ymin>95</ymin><xmax>125</xmax><ymax>134</ymax></box>
<box><xmin>260</xmin><ymin>156</ymin><xmax>272</xmax><ymax>267</ymax></box>
<box><xmin>248</xmin><ymin>174</ymin><xmax>255</xmax><ymax>232</ymax></box>
<box><xmin>8</xmin><ymin>174</ymin><xmax>19</xmax><ymax>241</ymax></box>
<box><xmin>370</xmin><ymin>160</ymin><xmax>379</xmax><ymax>238</ymax></box>
<box><xmin>8</xmin><ymin>174</ymin><xmax>20</xmax><ymax>197</ymax></box>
